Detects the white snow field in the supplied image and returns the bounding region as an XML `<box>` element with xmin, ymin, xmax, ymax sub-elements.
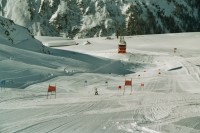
<box><xmin>1</xmin><ymin>32</ymin><xmax>200</xmax><ymax>133</ymax></box>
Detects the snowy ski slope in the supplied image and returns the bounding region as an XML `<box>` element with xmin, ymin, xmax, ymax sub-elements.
<box><xmin>1</xmin><ymin>32</ymin><xmax>200</xmax><ymax>133</ymax></box>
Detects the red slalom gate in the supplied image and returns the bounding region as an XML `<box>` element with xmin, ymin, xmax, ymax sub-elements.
<box><xmin>140</xmin><ymin>83</ymin><xmax>144</xmax><ymax>87</ymax></box>
<box><xmin>123</xmin><ymin>79</ymin><xmax>132</xmax><ymax>95</ymax></box>
<box><xmin>125</xmin><ymin>80</ymin><xmax>132</xmax><ymax>86</ymax></box>
<box><xmin>47</xmin><ymin>84</ymin><xmax>56</xmax><ymax>99</ymax></box>
<box><xmin>140</xmin><ymin>83</ymin><xmax>145</xmax><ymax>91</ymax></box>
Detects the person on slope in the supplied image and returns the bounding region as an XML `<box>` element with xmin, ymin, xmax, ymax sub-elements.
<box><xmin>95</xmin><ymin>88</ymin><xmax>98</xmax><ymax>95</ymax></box>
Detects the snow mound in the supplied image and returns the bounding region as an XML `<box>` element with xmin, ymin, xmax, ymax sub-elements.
<box><xmin>116</xmin><ymin>121</ymin><xmax>161</xmax><ymax>133</ymax></box>
<box><xmin>35</xmin><ymin>36</ymin><xmax>77</xmax><ymax>47</ymax></box>
<box><xmin>82</xmin><ymin>41</ymin><xmax>92</xmax><ymax>45</ymax></box>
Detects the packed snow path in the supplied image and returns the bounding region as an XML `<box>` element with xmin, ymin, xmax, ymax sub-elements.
<box><xmin>1</xmin><ymin>33</ymin><xmax>200</xmax><ymax>133</ymax></box>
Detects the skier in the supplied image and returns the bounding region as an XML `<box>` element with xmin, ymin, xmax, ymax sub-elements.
<box><xmin>95</xmin><ymin>88</ymin><xmax>98</xmax><ymax>95</ymax></box>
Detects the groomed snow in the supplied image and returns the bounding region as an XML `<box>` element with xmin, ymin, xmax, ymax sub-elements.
<box><xmin>1</xmin><ymin>32</ymin><xmax>200</xmax><ymax>133</ymax></box>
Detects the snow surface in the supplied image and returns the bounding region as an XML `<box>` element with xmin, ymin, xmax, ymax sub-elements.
<box><xmin>1</xmin><ymin>32</ymin><xmax>200</xmax><ymax>133</ymax></box>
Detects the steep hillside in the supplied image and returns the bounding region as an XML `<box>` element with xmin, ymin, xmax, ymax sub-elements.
<box><xmin>0</xmin><ymin>0</ymin><xmax>199</xmax><ymax>38</ymax></box>
<box><xmin>0</xmin><ymin>16</ymin><xmax>50</xmax><ymax>53</ymax></box>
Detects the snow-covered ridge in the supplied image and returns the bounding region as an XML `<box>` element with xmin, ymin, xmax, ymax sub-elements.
<box><xmin>0</xmin><ymin>0</ymin><xmax>199</xmax><ymax>38</ymax></box>
<box><xmin>0</xmin><ymin>16</ymin><xmax>50</xmax><ymax>53</ymax></box>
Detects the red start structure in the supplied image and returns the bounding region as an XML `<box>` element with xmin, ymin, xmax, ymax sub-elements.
<box><xmin>47</xmin><ymin>84</ymin><xmax>56</xmax><ymax>99</ymax></box>
<box><xmin>118</xmin><ymin>36</ymin><xmax>126</xmax><ymax>54</ymax></box>
<box><xmin>123</xmin><ymin>79</ymin><xmax>132</xmax><ymax>95</ymax></box>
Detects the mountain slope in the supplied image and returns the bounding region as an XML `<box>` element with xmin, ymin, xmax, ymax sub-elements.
<box><xmin>0</xmin><ymin>16</ymin><xmax>138</xmax><ymax>88</ymax></box>
<box><xmin>0</xmin><ymin>16</ymin><xmax>50</xmax><ymax>53</ymax></box>
<box><xmin>0</xmin><ymin>0</ymin><xmax>199</xmax><ymax>38</ymax></box>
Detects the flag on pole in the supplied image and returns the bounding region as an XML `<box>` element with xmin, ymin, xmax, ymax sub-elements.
<box><xmin>125</xmin><ymin>80</ymin><xmax>132</xmax><ymax>86</ymax></box>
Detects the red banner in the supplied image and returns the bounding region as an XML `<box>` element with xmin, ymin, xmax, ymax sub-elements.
<box><xmin>48</xmin><ymin>85</ymin><xmax>56</xmax><ymax>92</ymax></box>
<box><xmin>125</xmin><ymin>80</ymin><xmax>132</xmax><ymax>86</ymax></box>
<box><xmin>141</xmin><ymin>83</ymin><xmax>144</xmax><ymax>87</ymax></box>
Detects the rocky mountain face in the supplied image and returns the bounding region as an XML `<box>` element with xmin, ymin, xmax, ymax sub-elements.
<box><xmin>0</xmin><ymin>0</ymin><xmax>199</xmax><ymax>38</ymax></box>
